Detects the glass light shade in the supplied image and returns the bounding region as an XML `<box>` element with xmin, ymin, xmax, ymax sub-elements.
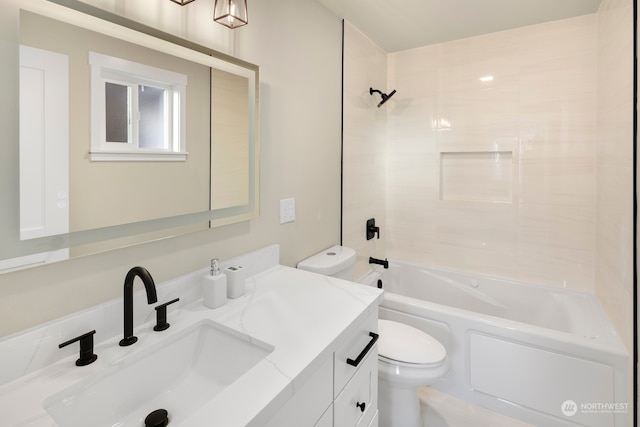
<box><xmin>214</xmin><ymin>0</ymin><xmax>248</xmax><ymax>29</ymax></box>
<box><xmin>170</xmin><ymin>0</ymin><xmax>196</xmax><ymax>5</ymax></box>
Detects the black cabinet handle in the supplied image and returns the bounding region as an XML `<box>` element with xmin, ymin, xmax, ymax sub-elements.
<box><xmin>346</xmin><ymin>331</ymin><xmax>379</xmax><ymax>367</ymax></box>
<box><xmin>59</xmin><ymin>330</ymin><xmax>98</xmax><ymax>366</ymax></box>
<box><xmin>356</xmin><ymin>401</ymin><xmax>366</xmax><ymax>412</ymax></box>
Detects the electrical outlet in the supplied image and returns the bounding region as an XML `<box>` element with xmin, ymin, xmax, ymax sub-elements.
<box><xmin>279</xmin><ymin>198</ymin><xmax>296</xmax><ymax>224</ymax></box>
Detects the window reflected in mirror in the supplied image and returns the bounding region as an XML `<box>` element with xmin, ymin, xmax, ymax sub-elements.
<box><xmin>105</xmin><ymin>82</ymin><xmax>130</xmax><ymax>143</ymax></box>
<box><xmin>90</xmin><ymin>51</ymin><xmax>188</xmax><ymax>160</ymax></box>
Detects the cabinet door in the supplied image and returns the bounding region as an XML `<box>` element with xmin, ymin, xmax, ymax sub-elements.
<box><xmin>334</xmin><ymin>348</ymin><xmax>378</xmax><ymax>427</ymax></box>
<box><xmin>314</xmin><ymin>404</ymin><xmax>333</xmax><ymax>427</ymax></box>
<box><xmin>265</xmin><ymin>356</ymin><xmax>333</xmax><ymax>427</ymax></box>
<box><xmin>367</xmin><ymin>411</ymin><xmax>378</xmax><ymax>427</ymax></box>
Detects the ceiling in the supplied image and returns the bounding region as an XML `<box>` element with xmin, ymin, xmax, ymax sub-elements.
<box><xmin>316</xmin><ymin>0</ymin><xmax>603</xmax><ymax>52</ymax></box>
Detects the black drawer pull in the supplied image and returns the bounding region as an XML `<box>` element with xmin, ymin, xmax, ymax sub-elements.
<box><xmin>346</xmin><ymin>331</ymin><xmax>379</xmax><ymax>367</ymax></box>
<box><xmin>356</xmin><ymin>401</ymin><xmax>366</xmax><ymax>412</ymax></box>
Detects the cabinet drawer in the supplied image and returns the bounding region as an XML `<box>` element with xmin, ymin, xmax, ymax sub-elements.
<box><xmin>334</xmin><ymin>311</ymin><xmax>378</xmax><ymax>396</ymax></box>
<box><xmin>334</xmin><ymin>348</ymin><xmax>378</xmax><ymax>427</ymax></box>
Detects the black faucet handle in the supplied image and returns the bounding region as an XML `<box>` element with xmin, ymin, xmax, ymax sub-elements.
<box><xmin>59</xmin><ymin>330</ymin><xmax>98</xmax><ymax>366</ymax></box>
<box><xmin>154</xmin><ymin>298</ymin><xmax>180</xmax><ymax>332</ymax></box>
<box><xmin>366</xmin><ymin>218</ymin><xmax>380</xmax><ymax>240</ymax></box>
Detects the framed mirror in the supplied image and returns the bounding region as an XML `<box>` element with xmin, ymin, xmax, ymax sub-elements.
<box><xmin>0</xmin><ymin>0</ymin><xmax>259</xmax><ymax>273</ymax></box>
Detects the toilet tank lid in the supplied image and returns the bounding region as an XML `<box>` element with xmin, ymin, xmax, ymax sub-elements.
<box><xmin>296</xmin><ymin>245</ymin><xmax>356</xmax><ymax>276</ymax></box>
<box><xmin>378</xmin><ymin>319</ymin><xmax>446</xmax><ymax>365</ymax></box>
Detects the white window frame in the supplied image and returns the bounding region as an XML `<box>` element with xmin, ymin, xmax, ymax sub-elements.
<box><xmin>89</xmin><ymin>51</ymin><xmax>188</xmax><ymax>161</ymax></box>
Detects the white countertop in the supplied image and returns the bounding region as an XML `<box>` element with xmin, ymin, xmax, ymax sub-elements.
<box><xmin>0</xmin><ymin>247</ymin><xmax>383</xmax><ymax>427</ymax></box>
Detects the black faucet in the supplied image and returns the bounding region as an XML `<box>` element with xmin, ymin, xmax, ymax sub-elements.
<box><xmin>369</xmin><ymin>257</ymin><xmax>389</xmax><ymax>269</ymax></box>
<box><xmin>119</xmin><ymin>266</ymin><xmax>158</xmax><ymax>347</ymax></box>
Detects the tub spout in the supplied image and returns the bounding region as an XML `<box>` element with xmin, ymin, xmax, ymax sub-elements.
<box><xmin>369</xmin><ymin>257</ymin><xmax>389</xmax><ymax>269</ymax></box>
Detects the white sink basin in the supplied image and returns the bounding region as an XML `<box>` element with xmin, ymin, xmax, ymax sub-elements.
<box><xmin>43</xmin><ymin>320</ymin><xmax>274</xmax><ymax>427</ymax></box>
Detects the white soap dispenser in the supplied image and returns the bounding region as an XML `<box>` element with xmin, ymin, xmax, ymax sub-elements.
<box><xmin>202</xmin><ymin>259</ymin><xmax>227</xmax><ymax>309</ymax></box>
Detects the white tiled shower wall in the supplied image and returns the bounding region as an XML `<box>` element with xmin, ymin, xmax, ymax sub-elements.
<box><xmin>343</xmin><ymin>0</ymin><xmax>634</xmax><ymax>354</ymax></box>
<box><xmin>385</xmin><ymin>13</ymin><xmax>598</xmax><ymax>291</ymax></box>
<box><xmin>342</xmin><ymin>22</ymin><xmax>388</xmax><ymax>281</ymax></box>
<box><xmin>595</xmin><ymin>0</ymin><xmax>634</xmax><ymax>357</ymax></box>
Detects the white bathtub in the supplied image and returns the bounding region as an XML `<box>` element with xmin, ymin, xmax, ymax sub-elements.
<box><xmin>358</xmin><ymin>260</ymin><xmax>629</xmax><ymax>427</ymax></box>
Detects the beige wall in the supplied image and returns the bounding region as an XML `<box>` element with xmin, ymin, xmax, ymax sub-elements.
<box><xmin>342</xmin><ymin>22</ymin><xmax>388</xmax><ymax>280</ymax></box>
<box><xmin>21</xmin><ymin>11</ymin><xmax>211</xmax><ymax>232</ymax></box>
<box><xmin>595</xmin><ymin>0</ymin><xmax>635</xmax><ymax>353</ymax></box>
<box><xmin>0</xmin><ymin>0</ymin><xmax>343</xmax><ymax>338</ymax></box>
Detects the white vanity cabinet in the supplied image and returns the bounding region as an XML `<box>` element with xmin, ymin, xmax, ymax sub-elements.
<box><xmin>333</xmin><ymin>311</ymin><xmax>379</xmax><ymax>427</ymax></box>
<box><xmin>266</xmin><ymin>310</ymin><xmax>378</xmax><ymax>427</ymax></box>
<box><xmin>265</xmin><ymin>310</ymin><xmax>379</xmax><ymax>427</ymax></box>
<box><xmin>315</xmin><ymin>405</ymin><xmax>334</xmax><ymax>427</ymax></box>
<box><xmin>264</xmin><ymin>356</ymin><xmax>333</xmax><ymax>427</ymax></box>
<box><xmin>334</xmin><ymin>351</ymin><xmax>377</xmax><ymax>427</ymax></box>
<box><xmin>0</xmin><ymin>247</ymin><xmax>384</xmax><ymax>427</ymax></box>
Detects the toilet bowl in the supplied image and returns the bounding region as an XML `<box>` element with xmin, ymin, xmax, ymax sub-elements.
<box><xmin>297</xmin><ymin>247</ymin><xmax>448</xmax><ymax>427</ymax></box>
<box><xmin>377</xmin><ymin>319</ymin><xmax>448</xmax><ymax>427</ymax></box>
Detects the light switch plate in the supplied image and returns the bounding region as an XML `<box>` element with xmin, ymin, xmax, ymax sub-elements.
<box><xmin>279</xmin><ymin>198</ymin><xmax>296</xmax><ymax>224</ymax></box>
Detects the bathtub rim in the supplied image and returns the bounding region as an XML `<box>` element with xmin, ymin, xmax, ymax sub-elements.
<box><xmin>357</xmin><ymin>263</ymin><xmax>628</xmax><ymax>356</ymax></box>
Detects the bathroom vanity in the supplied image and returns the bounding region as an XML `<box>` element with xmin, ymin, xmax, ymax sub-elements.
<box><xmin>0</xmin><ymin>245</ymin><xmax>383</xmax><ymax>426</ymax></box>
<box><xmin>265</xmin><ymin>310</ymin><xmax>380</xmax><ymax>427</ymax></box>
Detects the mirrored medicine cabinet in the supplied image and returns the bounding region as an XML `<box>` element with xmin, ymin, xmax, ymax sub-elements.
<box><xmin>0</xmin><ymin>0</ymin><xmax>259</xmax><ymax>273</ymax></box>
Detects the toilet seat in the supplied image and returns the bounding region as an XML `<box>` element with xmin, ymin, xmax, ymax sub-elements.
<box><xmin>379</xmin><ymin>354</ymin><xmax>446</xmax><ymax>369</ymax></box>
<box><xmin>378</xmin><ymin>319</ymin><xmax>446</xmax><ymax>366</ymax></box>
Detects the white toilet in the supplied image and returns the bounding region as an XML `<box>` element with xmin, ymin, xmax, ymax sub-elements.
<box><xmin>377</xmin><ymin>319</ymin><xmax>448</xmax><ymax>427</ymax></box>
<box><xmin>297</xmin><ymin>246</ymin><xmax>449</xmax><ymax>427</ymax></box>
<box><xmin>296</xmin><ymin>245</ymin><xmax>357</xmax><ymax>280</ymax></box>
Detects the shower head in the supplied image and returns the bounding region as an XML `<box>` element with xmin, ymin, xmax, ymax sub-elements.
<box><xmin>369</xmin><ymin>87</ymin><xmax>397</xmax><ymax>108</ymax></box>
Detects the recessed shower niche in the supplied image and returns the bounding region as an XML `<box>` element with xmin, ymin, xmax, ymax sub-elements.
<box><xmin>439</xmin><ymin>151</ymin><xmax>513</xmax><ymax>203</ymax></box>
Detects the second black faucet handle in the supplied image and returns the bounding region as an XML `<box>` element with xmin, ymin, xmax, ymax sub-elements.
<box><xmin>154</xmin><ymin>298</ymin><xmax>180</xmax><ymax>331</ymax></box>
<box><xmin>59</xmin><ymin>330</ymin><xmax>98</xmax><ymax>366</ymax></box>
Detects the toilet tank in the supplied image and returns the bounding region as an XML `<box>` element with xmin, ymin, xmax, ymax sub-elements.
<box><xmin>297</xmin><ymin>246</ymin><xmax>356</xmax><ymax>281</ymax></box>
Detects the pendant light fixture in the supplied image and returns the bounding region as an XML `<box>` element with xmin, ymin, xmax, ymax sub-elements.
<box><xmin>213</xmin><ymin>0</ymin><xmax>248</xmax><ymax>29</ymax></box>
<box><xmin>169</xmin><ymin>0</ymin><xmax>248</xmax><ymax>29</ymax></box>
